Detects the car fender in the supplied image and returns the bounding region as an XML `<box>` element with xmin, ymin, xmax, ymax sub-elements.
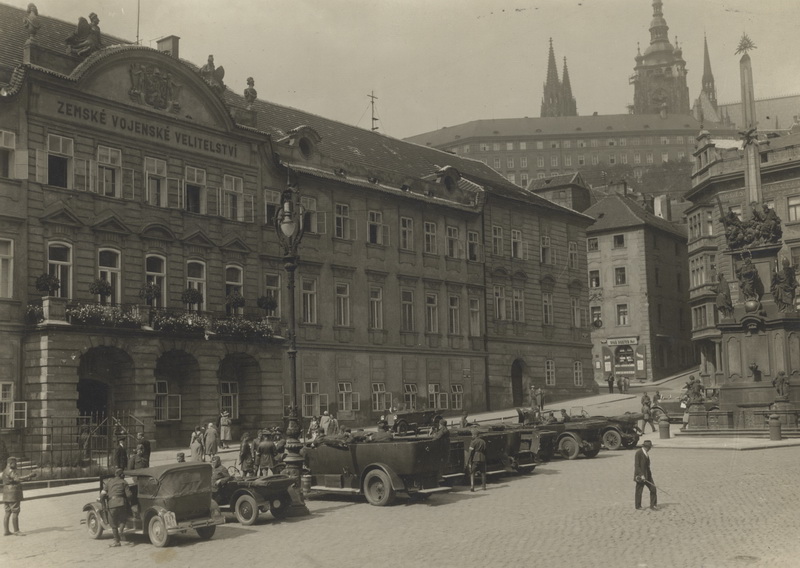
<box><xmin>651</xmin><ymin>404</ymin><xmax>669</xmax><ymax>417</ymax></box>
<box><xmin>141</xmin><ymin>505</ymin><xmax>171</xmax><ymax>530</ymax></box>
<box><xmin>82</xmin><ymin>501</ymin><xmax>110</xmax><ymax>528</ymax></box>
<box><xmin>557</xmin><ymin>431</ymin><xmax>583</xmax><ymax>447</ymax></box>
<box><xmin>230</xmin><ymin>488</ymin><xmax>267</xmax><ymax>507</ymax></box>
<box><xmin>360</xmin><ymin>463</ymin><xmax>405</xmax><ymax>492</ymax></box>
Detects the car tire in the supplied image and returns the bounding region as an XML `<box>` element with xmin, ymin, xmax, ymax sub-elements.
<box><xmin>583</xmin><ymin>441</ymin><xmax>601</xmax><ymax>458</ymax></box>
<box><xmin>395</xmin><ymin>420</ymin><xmax>409</xmax><ymax>435</ymax></box>
<box><xmin>234</xmin><ymin>494</ymin><xmax>259</xmax><ymax>526</ymax></box>
<box><xmin>86</xmin><ymin>510</ymin><xmax>103</xmax><ymax>539</ymax></box>
<box><xmin>148</xmin><ymin>515</ymin><xmax>171</xmax><ymax>548</ymax></box>
<box><xmin>603</xmin><ymin>429</ymin><xmax>623</xmax><ymax>451</ymax></box>
<box><xmin>558</xmin><ymin>436</ymin><xmax>580</xmax><ymax>460</ymax></box>
<box><xmin>363</xmin><ymin>469</ymin><xmax>395</xmax><ymax>506</ymax></box>
<box><xmin>269</xmin><ymin>492</ymin><xmax>292</xmax><ymax>519</ymax></box>
<box><xmin>195</xmin><ymin>525</ymin><xmax>216</xmax><ymax>540</ymax></box>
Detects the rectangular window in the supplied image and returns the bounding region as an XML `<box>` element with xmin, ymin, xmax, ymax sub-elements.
<box><xmin>788</xmin><ymin>196</ymin><xmax>800</xmax><ymax>222</ymax></box>
<box><xmin>564</xmin><ymin>155</ymin><xmax>572</xmax><ymax>167</ymax></box>
<box><xmin>542</xmin><ymin>293</ymin><xmax>553</xmax><ymax>325</ymax></box>
<box><xmin>493</xmin><ymin>157</ymin><xmax>501</xmax><ymax>169</ymax></box>
<box><xmin>587</xmin><ymin>238</ymin><xmax>599</xmax><ymax>252</ymax></box>
<box><xmin>338</xmin><ymin>382</ymin><xmax>360</xmax><ymax>412</ymax></box>
<box><xmin>424</xmin><ymin>222</ymin><xmax>437</xmax><ymax>254</ymax></box>
<box><xmin>662</xmin><ymin>152</ymin><xmax>669</xmax><ymax>163</ymax></box>
<box><xmin>463</xmin><ymin>144</ymin><xmax>470</xmax><ymax>154</ymax></box>
<box><xmin>520</xmin><ymin>142</ymin><xmax>527</xmax><ymax>150</ymax></box>
<box><xmin>98</xmin><ymin>249</ymin><xmax>121</xmax><ymax>305</ymax></box>
<box><xmin>619</xmin><ymin>138</ymin><xmax>627</xmax><ymax>147</ymax></box>
<box><xmin>428</xmin><ymin>383</ymin><xmax>448</xmax><ymax>410</ymax></box>
<box><xmin>301</xmin><ymin>196</ymin><xmax>322</xmax><ymax>234</ymax></box>
<box><xmin>573</xmin><ymin>362</ymin><xmax>584</xmax><ymax>387</ymax></box>
<box><xmin>545</xmin><ymin>360</ymin><xmax>556</xmax><ymax>386</ymax></box>
<box><xmin>403</xmin><ymin>383</ymin><xmax>418</xmax><ymax>410</ymax></box>
<box><xmin>512</xmin><ymin>288</ymin><xmax>525</xmax><ymax>322</ymax></box>
<box><xmin>265</xmin><ymin>189</ymin><xmax>281</xmax><ymax>225</ymax></box>
<box><xmin>536</xmin><ymin>141</ymin><xmax>544</xmax><ymax>150</ymax></box>
<box><xmin>220</xmin><ymin>381</ymin><xmax>239</xmax><ymax>419</ymax></box>
<box><xmin>540</xmin><ymin>236</ymin><xmax>552</xmax><ymax>264</ymax></box>
<box><xmin>616</xmin><ymin>303</ymin><xmax>629</xmax><ymax>326</ymax></box>
<box><xmin>494</xmin><ymin>286</ymin><xmax>506</xmax><ymax>320</ymax></box>
<box><xmin>0</xmin><ymin>130</ymin><xmax>16</xmax><ymax>179</ymax></box>
<box><xmin>613</xmin><ymin>234</ymin><xmax>625</xmax><ymax>248</ymax></box>
<box><xmin>577</xmin><ymin>140</ymin><xmax>586</xmax><ymax>148</ymax></box>
<box><xmin>507</xmin><ymin>157</ymin><xmax>514</xmax><ymax>168</ymax></box>
<box><xmin>520</xmin><ymin>157</ymin><xmax>528</xmax><ymax>168</ymax></box>
<box><xmin>520</xmin><ymin>173</ymin><xmax>529</xmax><ymax>188</ymax></box>
<box><xmin>591</xmin><ymin>154</ymin><xmax>599</xmax><ymax>165</ymax></box>
<box><xmin>186</xmin><ymin>261</ymin><xmax>206</xmax><ymax>311</ymax></box>
<box><xmin>589</xmin><ymin>270</ymin><xmax>600</xmax><ymax>288</ymax></box>
<box><xmin>578</xmin><ymin>155</ymin><xmax>585</xmax><ymax>166</ymax></box>
<box><xmin>563</xmin><ymin>140</ymin><xmax>571</xmax><ymax>149</ymax></box>
<box><xmin>537</xmin><ymin>156</ymin><xmax>545</xmax><ymax>168</ymax></box>
<box><xmin>154</xmin><ymin>381</ymin><xmax>181</xmax><ymax>422</ymax></box>
<box><xmin>634</xmin><ymin>152</ymin><xmax>641</xmax><ymax>164</ymax></box>
<box><xmin>335</xmin><ymin>203</ymin><xmax>352</xmax><ymax>240</ymax></box>
<box><xmin>368</xmin><ymin>210</ymin><xmax>388</xmax><ymax>245</ymax></box>
<box><xmin>369</xmin><ymin>286</ymin><xmax>383</xmax><ymax>329</ymax></box>
<box><xmin>469</xmin><ymin>298</ymin><xmax>481</xmax><ymax>336</ymax></box>
<box><xmin>646</xmin><ymin>152</ymin><xmax>654</xmax><ymax>164</ymax></box>
<box><xmin>47</xmin><ymin>134</ymin><xmax>74</xmax><ymax>188</ymax></box>
<box><xmin>607</xmin><ymin>138</ymin><xmax>616</xmax><ymax>147</ymax></box>
<box><xmin>590</xmin><ymin>139</ymin><xmax>598</xmax><ymax>148</ymax></box>
<box><xmin>479</xmin><ymin>143</ymin><xmax>490</xmax><ymax>152</ymax></box>
<box><xmin>184</xmin><ymin>165</ymin><xmax>207</xmax><ymax>214</ymax></box>
<box><xmin>506</xmin><ymin>142</ymin><xmax>514</xmax><ymax>151</ymax></box>
<box><xmin>48</xmin><ymin>243</ymin><xmax>72</xmax><ymax>298</ymax></box>
<box><xmin>550</xmin><ymin>155</ymin><xmax>559</xmax><ymax>167</ymax></box>
<box><xmin>401</xmin><ymin>289</ymin><xmax>414</xmax><ymax>331</ymax></box>
<box><xmin>400</xmin><ymin>217</ymin><xmax>414</xmax><ymax>251</ymax></box>
<box><xmin>590</xmin><ymin>305</ymin><xmax>601</xmax><ymax>324</ymax></box>
<box><xmin>264</xmin><ymin>273</ymin><xmax>280</xmax><ymax>317</ymax></box>
<box><xmin>493</xmin><ymin>143</ymin><xmax>501</xmax><ymax>151</ymax></box>
<box><xmin>615</xmin><ymin>266</ymin><xmax>627</xmax><ymax>285</ymax></box>
<box><xmin>425</xmin><ymin>293</ymin><xmax>438</xmax><ymax>333</ymax></box>
<box><xmin>303</xmin><ymin>382</ymin><xmax>329</xmax><ymax>418</ymax></box>
<box><xmin>97</xmin><ymin>145</ymin><xmax>122</xmax><ymax>197</ymax></box>
<box><xmin>492</xmin><ymin>226</ymin><xmax>504</xmax><ymax>256</ymax></box>
<box><xmin>371</xmin><ymin>383</ymin><xmax>391</xmax><ymax>412</ymax></box>
<box><xmin>693</xmin><ymin>306</ymin><xmax>708</xmax><ymax>329</ymax></box>
<box><xmin>609</xmin><ymin>154</ymin><xmax>617</xmax><ymax>165</ymax></box>
<box><xmin>448</xmin><ymin>296</ymin><xmax>460</xmax><ymax>334</ymax></box>
<box><xmin>507</xmin><ymin>173</ymin><xmax>516</xmax><ymax>185</ymax></box>
<box><xmin>511</xmin><ymin>229</ymin><xmax>525</xmax><ymax>259</ymax></box>
<box><xmin>145</xmin><ymin>156</ymin><xmax>167</xmax><ymax>207</ymax></box>
<box><xmin>568</xmin><ymin>242</ymin><xmax>578</xmax><ymax>269</ymax></box>
<box><xmin>0</xmin><ymin>239</ymin><xmax>13</xmax><ymax>298</ymax></box>
<box><xmin>450</xmin><ymin>384</ymin><xmax>464</xmax><ymax>410</ymax></box>
<box><xmin>446</xmin><ymin>226</ymin><xmax>460</xmax><ymax>258</ymax></box>
<box><xmin>621</xmin><ymin>153</ymin><xmax>628</xmax><ymax>164</ymax></box>
<box><xmin>335</xmin><ymin>282</ymin><xmax>350</xmax><ymax>326</ymax></box>
<box><xmin>302</xmin><ymin>278</ymin><xmax>317</xmax><ymax>324</ymax></box>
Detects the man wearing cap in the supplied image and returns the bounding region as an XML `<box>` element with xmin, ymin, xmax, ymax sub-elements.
<box><xmin>3</xmin><ymin>457</ymin><xmax>37</xmax><ymax>536</ymax></box>
<box><xmin>100</xmin><ymin>468</ymin><xmax>132</xmax><ymax>546</ymax></box>
<box><xmin>467</xmin><ymin>429</ymin><xmax>487</xmax><ymax>492</ymax></box>
<box><xmin>633</xmin><ymin>440</ymin><xmax>658</xmax><ymax>510</ymax></box>
<box><xmin>210</xmin><ymin>456</ymin><xmax>230</xmax><ymax>492</ymax></box>
<box><xmin>176</xmin><ymin>452</ymin><xmax>186</xmax><ymax>463</ymax></box>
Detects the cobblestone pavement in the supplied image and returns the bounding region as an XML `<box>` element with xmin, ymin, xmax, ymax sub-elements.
<box><xmin>3</xmin><ymin>445</ymin><xmax>799</xmax><ymax>568</ymax></box>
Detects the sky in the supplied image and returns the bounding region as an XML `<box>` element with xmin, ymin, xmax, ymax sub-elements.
<box><xmin>9</xmin><ymin>0</ymin><xmax>800</xmax><ymax>139</ymax></box>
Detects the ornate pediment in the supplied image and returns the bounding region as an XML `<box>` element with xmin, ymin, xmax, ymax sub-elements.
<box><xmin>40</xmin><ymin>202</ymin><xmax>83</xmax><ymax>228</ymax></box>
<box><xmin>183</xmin><ymin>230</ymin><xmax>216</xmax><ymax>249</ymax></box>
<box><xmin>140</xmin><ymin>223</ymin><xmax>177</xmax><ymax>241</ymax></box>
<box><xmin>91</xmin><ymin>211</ymin><xmax>133</xmax><ymax>235</ymax></box>
<box><xmin>220</xmin><ymin>237</ymin><xmax>251</xmax><ymax>254</ymax></box>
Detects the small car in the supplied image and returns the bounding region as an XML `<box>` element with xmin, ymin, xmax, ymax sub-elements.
<box><xmin>82</xmin><ymin>463</ymin><xmax>225</xmax><ymax>547</ymax></box>
<box><xmin>515</xmin><ymin>408</ymin><xmax>604</xmax><ymax>459</ymax></box>
<box><xmin>566</xmin><ymin>407</ymin><xmax>643</xmax><ymax>450</ymax></box>
<box><xmin>388</xmin><ymin>408</ymin><xmax>444</xmax><ymax>435</ymax></box>
<box><xmin>212</xmin><ymin>473</ymin><xmax>296</xmax><ymax>525</ymax></box>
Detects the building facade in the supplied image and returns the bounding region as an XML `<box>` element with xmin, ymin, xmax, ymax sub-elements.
<box><xmin>584</xmin><ymin>192</ymin><xmax>693</xmax><ymax>382</ymax></box>
<box><xmin>0</xmin><ymin>4</ymin><xmax>595</xmax><ymax>454</ymax></box>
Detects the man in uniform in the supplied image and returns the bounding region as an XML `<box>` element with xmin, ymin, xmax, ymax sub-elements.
<box><xmin>256</xmin><ymin>430</ymin><xmax>278</xmax><ymax>476</ymax></box>
<box><xmin>136</xmin><ymin>432</ymin><xmax>151</xmax><ymax>463</ymax></box>
<box><xmin>467</xmin><ymin>429</ymin><xmax>487</xmax><ymax>492</ymax></box>
<box><xmin>100</xmin><ymin>468</ymin><xmax>132</xmax><ymax>546</ymax></box>
<box><xmin>210</xmin><ymin>456</ymin><xmax>231</xmax><ymax>491</ymax></box>
<box><xmin>371</xmin><ymin>420</ymin><xmax>393</xmax><ymax>442</ymax></box>
<box><xmin>431</xmin><ymin>418</ymin><xmax>449</xmax><ymax>441</ymax></box>
<box><xmin>3</xmin><ymin>457</ymin><xmax>36</xmax><ymax>536</ymax></box>
<box><xmin>633</xmin><ymin>440</ymin><xmax>658</xmax><ymax>510</ymax></box>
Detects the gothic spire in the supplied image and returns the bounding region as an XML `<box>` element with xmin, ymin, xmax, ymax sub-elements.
<box><xmin>701</xmin><ymin>34</ymin><xmax>717</xmax><ymax>108</ymax></box>
<box><xmin>545</xmin><ymin>38</ymin><xmax>559</xmax><ymax>89</ymax></box>
<box><xmin>561</xmin><ymin>57</ymin><xmax>577</xmax><ymax>116</ymax></box>
<box><xmin>540</xmin><ymin>38</ymin><xmax>561</xmax><ymax>117</ymax></box>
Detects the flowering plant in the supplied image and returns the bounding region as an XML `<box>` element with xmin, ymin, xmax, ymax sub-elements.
<box><xmin>181</xmin><ymin>287</ymin><xmax>204</xmax><ymax>307</ymax></box>
<box><xmin>25</xmin><ymin>304</ymin><xmax>44</xmax><ymax>324</ymax></box>
<box><xmin>151</xmin><ymin>310</ymin><xmax>208</xmax><ymax>334</ymax></box>
<box><xmin>88</xmin><ymin>278</ymin><xmax>113</xmax><ymax>299</ymax></box>
<box><xmin>66</xmin><ymin>303</ymin><xmax>143</xmax><ymax>328</ymax></box>
<box><xmin>211</xmin><ymin>316</ymin><xmax>274</xmax><ymax>341</ymax></box>
<box><xmin>225</xmin><ymin>290</ymin><xmax>246</xmax><ymax>309</ymax></box>
<box><xmin>257</xmin><ymin>295</ymin><xmax>278</xmax><ymax>314</ymax></box>
<box><xmin>138</xmin><ymin>283</ymin><xmax>162</xmax><ymax>303</ymax></box>
<box><xmin>35</xmin><ymin>273</ymin><xmax>61</xmax><ymax>295</ymax></box>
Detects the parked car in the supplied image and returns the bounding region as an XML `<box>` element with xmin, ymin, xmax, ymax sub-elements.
<box><xmin>515</xmin><ymin>408</ymin><xmax>604</xmax><ymax>459</ymax></box>
<box><xmin>441</xmin><ymin>425</ymin><xmax>537</xmax><ymax>482</ymax></box>
<box><xmin>212</xmin><ymin>472</ymin><xmax>296</xmax><ymax>525</ymax></box>
<box><xmin>82</xmin><ymin>463</ymin><xmax>225</xmax><ymax>547</ymax></box>
<box><xmin>387</xmin><ymin>408</ymin><xmax>444</xmax><ymax>435</ymax></box>
<box><xmin>566</xmin><ymin>407</ymin><xmax>643</xmax><ymax>450</ymax></box>
<box><xmin>304</xmin><ymin>435</ymin><xmax>451</xmax><ymax>506</ymax></box>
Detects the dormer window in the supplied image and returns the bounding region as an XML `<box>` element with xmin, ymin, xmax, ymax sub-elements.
<box><xmin>299</xmin><ymin>137</ymin><xmax>313</xmax><ymax>159</ymax></box>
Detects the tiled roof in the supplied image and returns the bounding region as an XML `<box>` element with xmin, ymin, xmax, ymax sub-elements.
<box><xmin>584</xmin><ymin>194</ymin><xmax>687</xmax><ymax>239</ymax></box>
<box><xmin>527</xmin><ymin>172</ymin><xmax>588</xmax><ymax>191</ymax></box>
<box><xmin>404</xmin><ymin>114</ymin><xmax>734</xmax><ymax>148</ymax></box>
<box><xmin>0</xmin><ymin>3</ymin><xmax>129</xmax><ymax>74</ymax></box>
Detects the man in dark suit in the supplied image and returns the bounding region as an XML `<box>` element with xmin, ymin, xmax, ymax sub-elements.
<box><xmin>634</xmin><ymin>440</ymin><xmax>658</xmax><ymax>510</ymax></box>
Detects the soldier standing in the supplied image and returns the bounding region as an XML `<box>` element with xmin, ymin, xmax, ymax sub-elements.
<box><xmin>3</xmin><ymin>457</ymin><xmax>37</xmax><ymax>536</ymax></box>
<box><xmin>467</xmin><ymin>429</ymin><xmax>487</xmax><ymax>492</ymax></box>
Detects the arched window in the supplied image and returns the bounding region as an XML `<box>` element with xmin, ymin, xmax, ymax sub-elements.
<box><xmin>48</xmin><ymin>242</ymin><xmax>72</xmax><ymax>298</ymax></box>
<box><xmin>98</xmin><ymin>249</ymin><xmax>121</xmax><ymax>305</ymax></box>
<box><xmin>186</xmin><ymin>261</ymin><xmax>206</xmax><ymax>311</ymax></box>
<box><xmin>225</xmin><ymin>265</ymin><xmax>243</xmax><ymax>316</ymax></box>
<box><xmin>145</xmin><ymin>255</ymin><xmax>166</xmax><ymax>308</ymax></box>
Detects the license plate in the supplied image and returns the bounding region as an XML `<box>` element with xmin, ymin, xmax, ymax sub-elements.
<box><xmin>163</xmin><ymin>512</ymin><xmax>177</xmax><ymax>529</ymax></box>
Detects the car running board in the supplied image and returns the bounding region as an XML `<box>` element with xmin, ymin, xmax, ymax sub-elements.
<box><xmin>309</xmin><ymin>486</ymin><xmax>359</xmax><ymax>494</ymax></box>
<box><xmin>415</xmin><ymin>486</ymin><xmax>451</xmax><ymax>495</ymax></box>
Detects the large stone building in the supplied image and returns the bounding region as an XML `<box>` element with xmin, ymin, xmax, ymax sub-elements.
<box><xmin>584</xmin><ymin>190</ymin><xmax>692</xmax><ymax>382</ymax></box>
<box><xmin>0</xmin><ymin>4</ymin><xmax>595</xmax><ymax>454</ymax></box>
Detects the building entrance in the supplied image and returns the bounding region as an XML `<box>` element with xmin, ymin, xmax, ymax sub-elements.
<box><xmin>77</xmin><ymin>378</ymin><xmax>109</xmax><ymax>419</ymax></box>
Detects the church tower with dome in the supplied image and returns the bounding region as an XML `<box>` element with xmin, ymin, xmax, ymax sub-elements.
<box><xmin>629</xmin><ymin>0</ymin><xmax>690</xmax><ymax>115</ymax></box>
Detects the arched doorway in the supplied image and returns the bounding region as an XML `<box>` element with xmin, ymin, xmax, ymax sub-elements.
<box><xmin>77</xmin><ymin>379</ymin><xmax>109</xmax><ymax>418</ymax></box>
<box><xmin>77</xmin><ymin>346</ymin><xmax>135</xmax><ymax>423</ymax></box>
<box><xmin>154</xmin><ymin>350</ymin><xmax>201</xmax><ymax>448</ymax></box>
<box><xmin>511</xmin><ymin>359</ymin><xmax>526</xmax><ymax>407</ymax></box>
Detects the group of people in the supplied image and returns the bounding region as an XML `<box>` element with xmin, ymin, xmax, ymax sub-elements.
<box><xmin>238</xmin><ymin>428</ymin><xmax>287</xmax><ymax>477</ymax></box>
<box><xmin>112</xmin><ymin>432</ymin><xmax>152</xmax><ymax>473</ymax></box>
<box><xmin>606</xmin><ymin>373</ymin><xmax>632</xmax><ymax>394</ymax></box>
<box><xmin>188</xmin><ymin>411</ymin><xmax>234</xmax><ymax>463</ymax></box>
<box><xmin>528</xmin><ymin>386</ymin><xmax>545</xmax><ymax>410</ymax></box>
<box><xmin>307</xmin><ymin>411</ymin><xmax>340</xmax><ymax>441</ymax></box>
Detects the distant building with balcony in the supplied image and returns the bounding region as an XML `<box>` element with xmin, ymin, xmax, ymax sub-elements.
<box><xmin>584</xmin><ymin>188</ymin><xmax>693</xmax><ymax>382</ymax></box>
<box><xmin>684</xmin><ymin>126</ymin><xmax>800</xmax><ymax>385</ymax></box>
<box><xmin>0</xmin><ymin>4</ymin><xmax>595</xmax><ymax>455</ymax></box>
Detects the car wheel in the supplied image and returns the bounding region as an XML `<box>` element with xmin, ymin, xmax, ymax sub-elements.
<box><xmin>651</xmin><ymin>406</ymin><xmax>666</xmax><ymax>422</ymax></box>
<box><xmin>583</xmin><ymin>441</ymin><xmax>601</xmax><ymax>458</ymax></box>
<box><xmin>363</xmin><ymin>469</ymin><xmax>395</xmax><ymax>506</ymax></box>
<box><xmin>603</xmin><ymin>430</ymin><xmax>623</xmax><ymax>451</ymax></box>
<box><xmin>86</xmin><ymin>510</ymin><xmax>103</xmax><ymax>539</ymax></box>
<box><xmin>558</xmin><ymin>436</ymin><xmax>580</xmax><ymax>460</ymax></box>
<box><xmin>234</xmin><ymin>494</ymin><xmax>259</xmax><ymax>526</ymax></box>
<box><xmin>195</xmin><ymin>525</ymin><xmax>216</xmax><ymax>540</ymax></box>
<box><xmin>148</xmin><ymin>515</ymin><xmax>171</xmax><ymax>548</ymax></box>
<box><xmin>395</xmin><ymin>420</ymin><xmax>409</xmax><ymax>435</ymax></box>
<box><xmin>269</xmin><ymin>492</ymin><xmax>292</xmax><ymax>519</ymax></box>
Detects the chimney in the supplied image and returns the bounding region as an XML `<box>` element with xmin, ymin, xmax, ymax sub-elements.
<box><xmin>608</xmin><ymin>180</ymin><xmax>627</xmax><ymax>195</ymax></box>
<box><xmin>653</xmin><ymin>195</ymin><xmax>672</xmax><ymax>221</ymax></box>
<box><xmin>157</xmin><ymin>35</ymin><xmax>180</xmax><ymax>59</ymax></box>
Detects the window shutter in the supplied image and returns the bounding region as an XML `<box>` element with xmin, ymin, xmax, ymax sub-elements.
<box><xmin>13</xmin><ymin>149</ymin><xmax>28</xmax><ymax>180</ymax></box>
<box><xmin>178</xmin><ymin>178</ymin><xmax>186</xmax><ymax>210</ymax></box>
<box><xmin>122</xmin><ymin>168</ymin><xmax>135</xmax><ymax>200</ymax></box>
<box><xmin>73</xmin><ymin>158</ymin><xmax>87</xmax><ymax>191</ymax></box>
<box><xmin>350</xmin><ymin>218</ymin><xmax>358</xmax><ymax>241</ymax></box>
<box><xmin>352</xmin><ymin>391</ymin><xmax>360</xmax><ymax>411</ymax></box>
<box><xmin>13</xmin><ymin>401</ymin><xmax>27</xmax><ymax>428</ymax></box>
<box><xmin>88</xmin><ymin>159</ymin><xmax>97</xmax><ymax>192</ymax></box>
<box><xmin>167</xmin><ymin>177</ymin><xmax>180</xmax><ymax>208</ymax></box>
<box><xmin>524</xmin><ymin>242</ymin><xmax>530</xmax><ymax>261</ymax></box>
<box><xmin>245</xmin><ymin>194</ymin><xmax>254</xmax><ymax>223</ymax></box>
<box><xmin>457</xmin><ymin>240</ymin><xmax>465</xmax><ymax>259</ymax></box>
<box><xmin>316</xmin><ymin>212</ymin><xmax>327</xmax><ymax>234</ymax></box>
<box><xmin>504</xmin><ymin>298</ymin><xmax>512</xmax><ymax>321</ymax></box>
<box><xmin>216</xmin><ymin>187</ymin><xmax>223</xmax><ymax>217</ymax></box>
<box><xmin>381</xmin><ymin>224</ymin><xmax>390</xmax><ymax>246</ymax></box>
<box><xmin>35</xmin><ymin>149</ymin><xmax>47</xmax><ymax>183</ymax></box>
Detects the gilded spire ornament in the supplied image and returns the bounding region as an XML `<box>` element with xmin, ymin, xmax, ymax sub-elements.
<box><xmin>735</xmin><ymin>33</ymin><xmax>756</xmax><ymax>55</ymax></box>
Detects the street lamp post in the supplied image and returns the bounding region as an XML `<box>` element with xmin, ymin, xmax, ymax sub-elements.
<box><xmin>275</xmin><ymin>179</ymin><xmax>309</xmax><ymax>516</ymax></box>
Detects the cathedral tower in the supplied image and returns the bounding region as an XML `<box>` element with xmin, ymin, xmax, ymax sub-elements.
<box><xmin>630</xmin><ymin>0</ymin><xmax>690</xmax><ymax>115</ymax></box>
<box><xmin>540</xmin><ymin>39</ymin><xmax>578</xmax><ymax>117</ymax></box>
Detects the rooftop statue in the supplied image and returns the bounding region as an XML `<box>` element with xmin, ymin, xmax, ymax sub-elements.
<box><xmin>23</xmin><ymin>3</ymin><xmax>41</xmax><ymax>39</ymax></box>
<box><xmin>65</xmin><ymin>12</ymin><xmax>102</xmax><ymax>57</ymax></box>
<box><xmin>199</xmin><ymin>54</ymin><xmax>226</xmax><ymax>93</ymax></box>
<box><xmin>244</xmin><ymin>77</ymin><xmax>258</xmax><ymax>105</ymax></box>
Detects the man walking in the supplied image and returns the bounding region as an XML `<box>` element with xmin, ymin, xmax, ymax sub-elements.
<box><xmin>606</xmin><ymin>373</ymin><xmax>615</xmax><ymax>394</ymax></box>
<box><xmin>634</xmin><ymin>440</ymin><xmax>658</xmax><ymax>510</ymax></box>
<box><xmin>100</xmin><ymin>468</ymin><xmax>132</xmax><ymax>546</ymax></box>
<box><xmin>3</xmin><ymin>457</ymin><xmax>37</xmax><ymax>536</ymax></box>
<box><xmin>136</xmin><ymin>432</ymin><xmax>151</xmax><ymax>463</ymax></box>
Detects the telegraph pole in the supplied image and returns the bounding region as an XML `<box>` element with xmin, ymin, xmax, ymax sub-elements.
<box><xmin>368</xmin><ymin>91</ymin><xmax>379</xmax><ymax>131</ymax></box>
